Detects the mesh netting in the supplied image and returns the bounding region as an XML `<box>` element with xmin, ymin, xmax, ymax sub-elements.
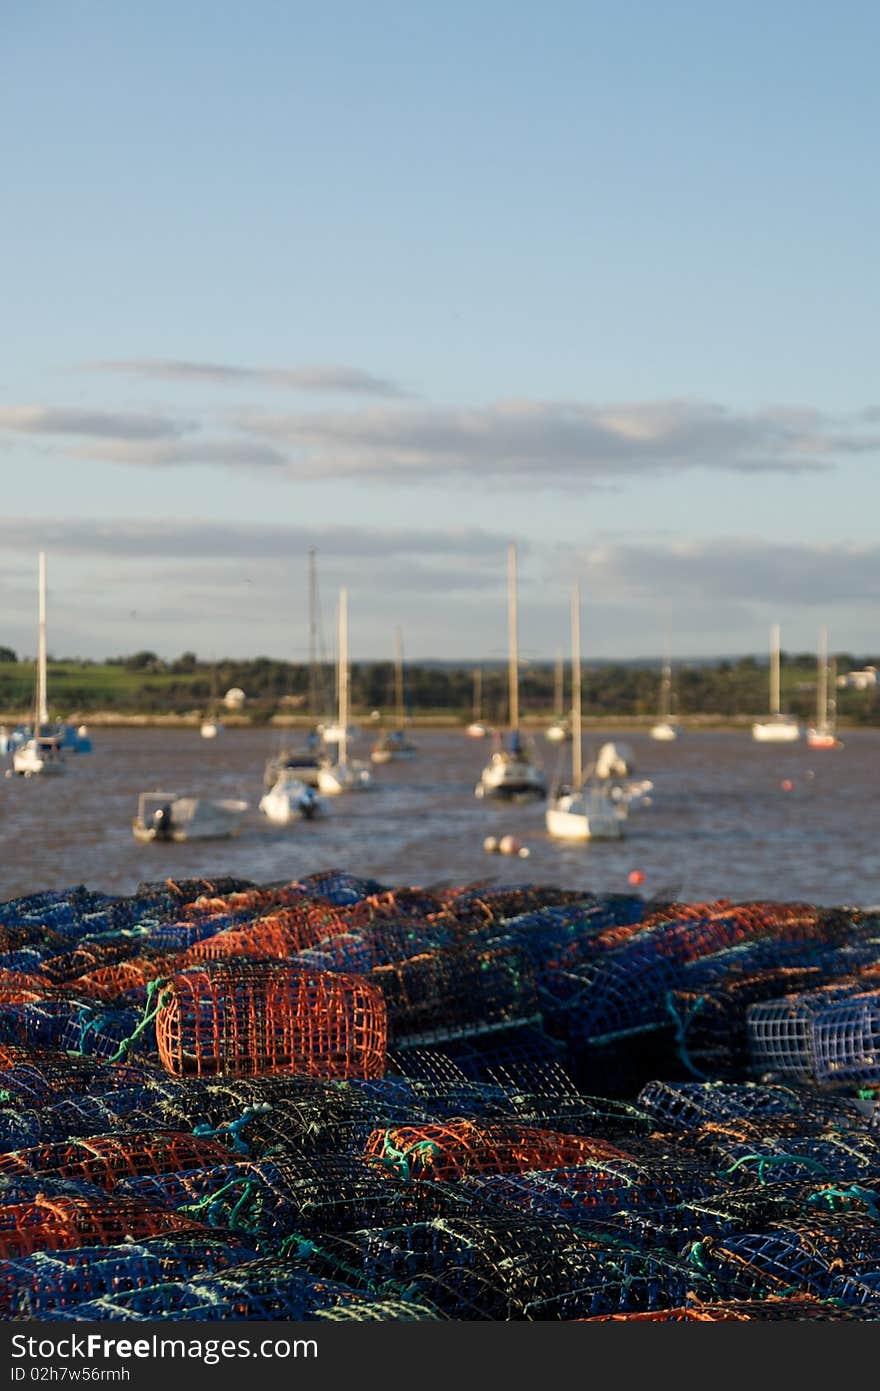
<box><xmin>371</xmin><ymin>941</ymin><xmax>538</xmax><ymax>1045</ymax></box>
<box><xmin>748</xmin><ymin>987</ymin><xmax>880</xmax><ymax>1085</ymax></box>
<box><xmin>1</xmin><ymin>1233</ymin><xmax>259</xmax><ymax>1318</ymax></box>
<box><xmin>155</xmin><ymin>965</ymin><xmax>387</xmax><ymax>1079</ymax></box>
<box><xmin>364</xmin><ymin>1120</ymin><xmax>631</xmax><ymax>1181</ymax></box>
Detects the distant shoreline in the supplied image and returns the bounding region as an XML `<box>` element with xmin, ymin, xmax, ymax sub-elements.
<box><xmin>0</xmin><ymin>710</ymin><xmax>869</xmax><ymax>733</ymax></box>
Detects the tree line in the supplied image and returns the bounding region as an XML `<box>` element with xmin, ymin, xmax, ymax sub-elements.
<box><xmin>0</xmin><ymin>650</ymin><xmax>878</xmax><ymax>724</ymax></box>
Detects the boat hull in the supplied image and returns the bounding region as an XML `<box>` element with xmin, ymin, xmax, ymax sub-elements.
<box><xmin>752</xmin><ymin>720</ymin><xmax>801</xmax><ymax>742</ymax></box>
<box><xmin>650</xmin><ymin>722</ymin><xmax>681</xmax><ymax>742</ymax></box>
<box><xmin>545</xmin><ymin>803</ymin><xmax>623</xmax><ymax>841</ymax></box>
<box><xmin>317</xmin><ymin>762</ymin><xmax>372</xmax><ymax>795</ymax></box>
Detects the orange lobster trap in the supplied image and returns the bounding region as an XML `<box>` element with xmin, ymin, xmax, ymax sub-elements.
<box><xmin>0</xmin><ymin>1192</ymin><xmax>202</xmax><ymax>1260</ymax></box>
<box><xmin>365</xmin><ymin>1120</ymin><xmax>631</xmax><ymax>1181</ymax></box>
<box><xmin>0</xmin><ymin>1130</ymin><xmax>234</xmax><ymax>1190</ymax></box>
<box><xmin>155</xmin><ymin>964</ymin><xmax>387</xmax><ymax>1079</ymax></box>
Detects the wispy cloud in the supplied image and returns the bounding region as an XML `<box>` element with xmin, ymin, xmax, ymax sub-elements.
<box><xmin>0</xmin><ymin>517</ymin><xmax>514</xmax><ymax>563</ymax></box>
<box><xmin>0</xmin><ymin>406</ymin><xmax>192</xmax><ymax>440</ymax></box>
<box><xmin>225</xmin><ymin>398</ymin><xmax>858</xmax><ymax>484</ymax></box>
<box><xmin>3</xmin><ymin>396</ymin><xmax>878</xmax><ymax>487</ymax></box>
<box><xmin>89</xmin><ymin>359</ymin><xmax>409</xmax><ymax>398</ymax></box>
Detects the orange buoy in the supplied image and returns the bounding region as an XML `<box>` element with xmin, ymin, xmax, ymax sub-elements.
<box><xmin>781</xmin><ymin>779</ymin><xmax>794</xmax><ymax>792</ymax></box>
<box><xmin>628</xmin><ymin>869</ymin><xmax>645</xmax><ymax>886</ymax></box>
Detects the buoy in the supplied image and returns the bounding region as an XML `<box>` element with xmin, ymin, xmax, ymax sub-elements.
<box><xmin>781</xmin><ymin>779</ymin><xmax>794</xmax><ymax>792</ymax></box>
<box><xmin>518</xmin><ymin>846</ymin><xmax>530</xmax><ymax>858</ymax></box>
<box><xmin>483</xmin><ymin>836</ymin><xmax>499</xmax><ymax>854</ymax></box>
<box><xmin>499</xmin><ymin>835</ymin><xmax>520</xmax><ymax>856</ymax></box>
<box><xmin>628</xmin><ymin>869</ymin><xmax>645</xmax><ymax>886</ymax></box>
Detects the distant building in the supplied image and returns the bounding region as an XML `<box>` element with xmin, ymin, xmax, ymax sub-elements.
<box><xmin>223</xmin><ymin>687</ymin><xmax>246</xmax><ymax>710</ymax></box>
<box><xmin>837</xmin><ymin>667</ymin><xmax>878</xmax><ymax>691</ymax></box>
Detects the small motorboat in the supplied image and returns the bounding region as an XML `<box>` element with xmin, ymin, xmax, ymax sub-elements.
<box><xmin>259</xmin><ymin>773</ymin><xmax>324</xmax><ymax>825</ymax></box>
<box><xmin>476</xmin><ymin>735</ymin><xmax>547</xmax><ymax>801</ymax></box>
<box><xmin>132</xmin><ymin>791</ymin><xmax>249</xmax><ymax>842</ymax></box>
<box><xmin>200</xmin><ymin>718</ymin><xmax>222</xmax><ymax>740</ymax></box>
<box><xmin>466</xmin><ymin>720</ymin><xmax>491</xmax><ymax>739</ymax></box>
<box><xmin>545</xmin><ymin>717</ymin><xmax>572</xmax><ymax>743</ymax></box>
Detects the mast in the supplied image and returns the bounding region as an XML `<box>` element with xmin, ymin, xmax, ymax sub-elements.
<box><xmin>472</xmin><ymin>667</ymin><xmax>482</xmax><ymax>722</ymax></box>
<box><xmin>508</xmin><ymin>542</ymin><xmax>519</xmax><ymax>731</ymax></box>
<box><xmin>553</xmin><ymin>648</ymin><xmax>564</xmax><ymax>717</ymax></box>
<box><xmin>308</xmin><ymin>549</ymin><xmax>319</xmax><ymax>718</ymax></box>
<box><xmin>769</xmin><ymin>622</ymin><xmax>781</xmax><ymax>716</ymax></box>
<box><xmin>571</xmin><ymin>582</ymin><xmax>583</xmax><ymax>790</ymax></box>
<box><xmin>338</xmin><ymin>589</ymin><xmax>348</xmax><ymax>767</ymax></box>
<box><xmin>659</xmin><ymin>642</ymin><xmax>672</xmax><ymax>722</ymax></box>
<box><xmin>817</xmin><ymin>625</ymin><xmax>828</xmax><ymax>729</ymax></box>
<box><xmin>37</xmin><ymin>550</ymin><xmax>48</xmax><ymax>730</ymax></box>
<box><xmin>394</xmin><ymin>626</ymin><xmax>405</xmax><ymax>727</ymax></box>
<box><xmin>829</xmin><ymin>657</ymin><xmax>838</xmax><ymax>730</ymax></box>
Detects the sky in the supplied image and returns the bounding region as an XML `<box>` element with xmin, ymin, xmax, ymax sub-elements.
<box><xmin>1</xmin><ymin>1</ymin><xmax>879</xmax><ymax>664</ymax></box>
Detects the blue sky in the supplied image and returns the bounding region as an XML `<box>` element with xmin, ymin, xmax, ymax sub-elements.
<box><xmin>2</xmin><ymin>2</ymin><xmax>879</xmax><ymax>663</ymax></box>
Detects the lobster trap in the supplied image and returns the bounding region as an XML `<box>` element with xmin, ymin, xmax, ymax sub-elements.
<box><xmin>155</xmin><ymin>964</ymin><xmax>387</xmax><ymax>1079</ymax></box>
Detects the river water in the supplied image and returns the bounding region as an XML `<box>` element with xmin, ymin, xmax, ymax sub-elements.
<box><xmin>1</xmin><ymin>727</ymin><xmax>878</xmax><ymax>906</ymax></box>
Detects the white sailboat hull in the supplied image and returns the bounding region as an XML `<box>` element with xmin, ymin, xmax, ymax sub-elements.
<box><xmin>752</xmin><ymin>718</ymin><xmax>801</xmax><ymax>742</ymax></box>
<box><xmin>545</xmin><ymin>793</ymin><xmax>623</xmax><ymax>841</ymax></box>
<box><xmin>317</xmin><ymin>761</ymin><xmax>372</xmax><ymax>795</ymax></box>
<box><xmin>650</xmin><ymin>721</ymin><xmax>682</xmax><ymax>742</ymax></box>
<box><xmin>545</xmin><ymin>721</ymin><xmax>571</xmax><ymax>743</ymax></box>
<box><xmin>466</xmin><ymin>722</ymin><xmax>490</xmax><ymax>738</ymax></box>
<box><xmin>11</xmin><ymin>740</ymin><xmax>65</xmax><ymax>776</ymax></box>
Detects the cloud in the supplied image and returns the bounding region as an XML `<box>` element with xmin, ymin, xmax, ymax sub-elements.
<box><xmin>4</xmin><ymin>396</ymin><xmax>878</xmax><ymax>487</ymax></box>
<box><xmin>89</xmin><ymin>359</ymin><xmax>408</xmax><ymax>398</ymax></box>
<box><xmin>0</xmin><ymin>516</ymin><xmax>514</xmax><ymax>564</ymax></box>
<box><xmin>69</xmin><ymin>438</ymin><xmax>290</xmax><ymax>472</ymax></box>
<box><xmin>0</xmin><ymin>406</ymin><xmax>192</xmax><ymax>440</ymax></box>
<box><xmin>574</xmin><ymin>537</ymin><xmax>880</xmax><ymax>605</ymax></box>
<box><xmin>224</xmin><ymin>398</ymin><xmax>855</xmax><ymax>484</ymax></box>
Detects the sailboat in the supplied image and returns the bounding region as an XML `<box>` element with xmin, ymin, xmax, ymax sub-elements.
<box><xmin>317</xmin><ymin>589</ymin><xmax>372</xmax><ymax>795</ymax></box>
<box><xmin>371</xmin><ymin>627</ymin><xmax>417</xmax><ymax>763</ymax></box>
<box><xmin>12</xmin><ymin>553</ymin><xmax>65</xmax><ymax>777</ymax></box>
<box><xmin>752</xmin><ymin>623</ymin><xmax>801</xmax><ymax>742</ymax></box>
<box><xmin>545</xmin><ymin>583</ymin><xmax>622</xmax><ymax>840</ymax></box>
<box><xmin>807</xmin><ymin>629</ymin><xmax>842</xmax><ymax>749</ymax></box>
<box><xmin>466</xmin><ymin>667</ymin><xmax>490</xmax><ymax>738</ymax></box>
<box><xmin>545</xmin><ymin>648</ymin><xmax>572</xmax><ymax>742</ymax></box>
<box><xmin>200</xmin><ymin>663</ymin><xmax>223</xmax><ymax>739</ymax></box>
<box><xmin>475</xmin><ymin>544</ymin><xmax>546</xmax><ymax>801</ymax></box>
<box><xmin>265</xmin><ymin>550</ymin><xmax>327</xmax><ymax>789</ymax></box>
<box><xmin>650</xmin><ymin>641</ymin><xmax>683</xmax><ymax>741</ymax></box>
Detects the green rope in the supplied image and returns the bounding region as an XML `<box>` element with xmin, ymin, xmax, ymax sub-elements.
<box><xmin>378</xmin><ymin>1130</ymin><xmax>442</xmax><ymax>1182</ymax></box>
<box><xmin>107</xmin><ymin>977</ymin><xmax>171</xmax><ymax>1063</ymax></box>
<box><xmin>807</xmin><ymin>1184</ymin><xmax>880</xmax><ymax>1219</ymax></box>
<box><xmin>721</xmin><ymin>1151</ymin><xmax>831</xmax><ymax>1185</ymax></box>
<box><xmin>664</xmin><ymin>992</ymin><xmax>708</xmax><ymax>1080</ymax></box>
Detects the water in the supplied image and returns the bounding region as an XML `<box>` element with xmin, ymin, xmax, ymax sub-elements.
<box><xmin>1</xmin><ymin>728</ymin><xmax>878</xmax><ymax>905</ymax></box>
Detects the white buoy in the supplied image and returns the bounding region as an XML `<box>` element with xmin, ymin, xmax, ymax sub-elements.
<box><xmin>518</xmin><ymin>846</ymin><xmax>530</xmax><ymax>858</ymax></box>
<box><xmin>499</xmin><ymin>834</ymin><xmax>520</xmax><ymax>856</ymax></box>
<box><xmin>483</xmin><ymin>835</ymin><xmax>500</xmax><ymax>854</ymax></box>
